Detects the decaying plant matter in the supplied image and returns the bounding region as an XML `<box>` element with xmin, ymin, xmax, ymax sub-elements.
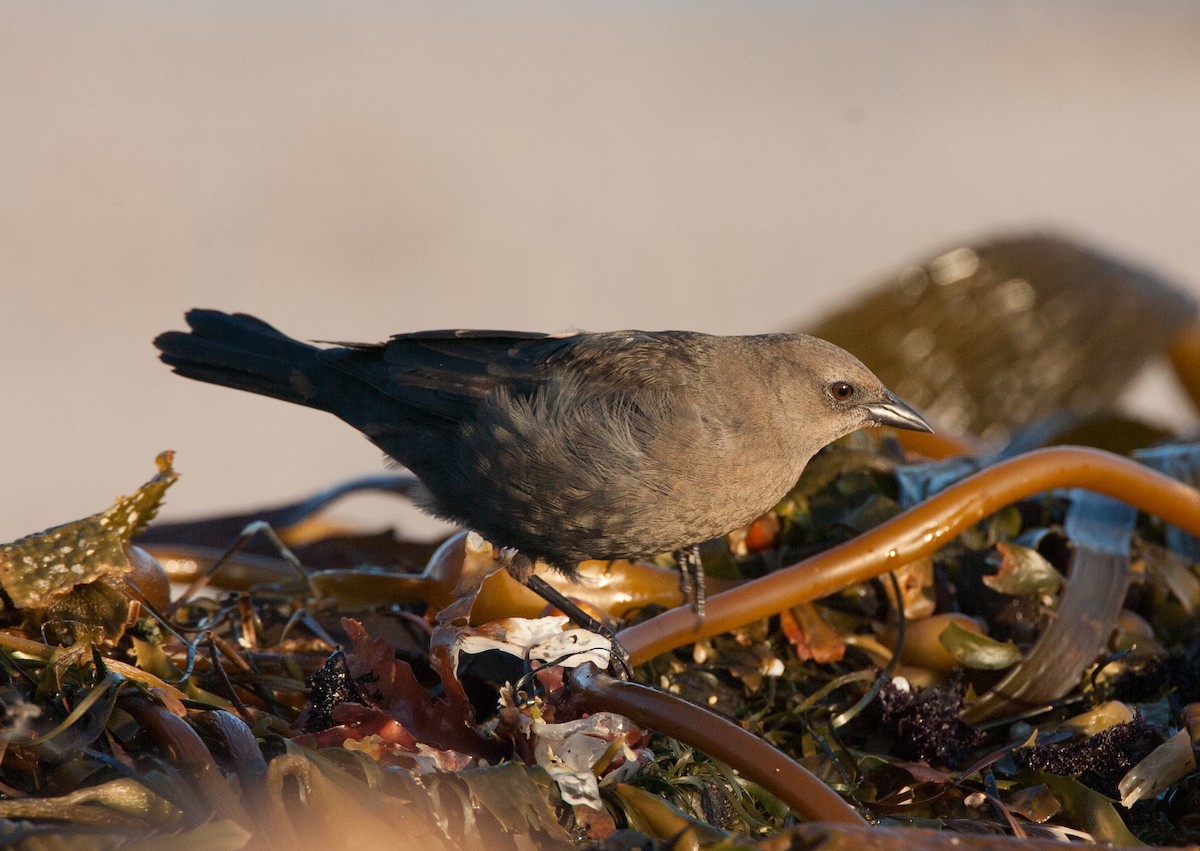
<box><xmin>7</xmin><ymin>234</ymin><xmax>1200</xmax><ymax>848</ymax></box>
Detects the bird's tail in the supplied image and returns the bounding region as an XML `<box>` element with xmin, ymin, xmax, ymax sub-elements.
<box><xmin>154</xmin><ymin>309</ymin><xmax>329</xmax><ymax>408</ymax></box>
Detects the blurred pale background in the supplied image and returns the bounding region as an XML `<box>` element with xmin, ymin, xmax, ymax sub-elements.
<box><xmin>3</xmin><ymin>1</ymin><xmax>1199</xmax><ymax>542</ymax></box>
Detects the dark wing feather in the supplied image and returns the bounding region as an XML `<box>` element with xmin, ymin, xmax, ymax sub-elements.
<box><xmin>325</xmin><ymin>330</ymin><xmax>583</xmax><ymax>426</ymax></box>
<box><xmin>324</xmin><ymin>329</ymin><xmax>707</xmax><ymax>429</ymax></box>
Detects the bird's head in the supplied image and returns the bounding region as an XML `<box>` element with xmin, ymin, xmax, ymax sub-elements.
<box><xmin>767</xmin><ymin>333</ymin><xmax>933</xmax><ymax>452</ymax></box>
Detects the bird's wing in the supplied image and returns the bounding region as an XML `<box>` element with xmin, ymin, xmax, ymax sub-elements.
<box><xmin>326</xmin><ymin>330</ymin><xmax>581</xmax><ymax>426</ymax></box>
<box><xmin>326</xmin><ymin>329</ymin><xmax>702</xmax><ymax>427</ymax></box>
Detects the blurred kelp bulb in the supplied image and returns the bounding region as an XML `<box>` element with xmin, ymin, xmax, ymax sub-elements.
<box><xmin>810</xmin><ymin>234</ymin><xmax>1198</xmax><ymax>445</ymax></box>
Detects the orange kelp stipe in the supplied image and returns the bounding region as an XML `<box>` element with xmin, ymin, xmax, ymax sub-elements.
<box><xmin>568</xmin><ymin>663</ymin><xmax>867</xmax><ymax>826</ymax></box>
<box><xmin>618</xmin><ymin>446</ymin><xmax>1200</xmax><ymax>666</ymax></box>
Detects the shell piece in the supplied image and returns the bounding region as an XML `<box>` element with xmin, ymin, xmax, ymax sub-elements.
<box><xmin>0</xmin><ymin>451</ymin><xmax>178</xmax><ymax>610</ymax></box>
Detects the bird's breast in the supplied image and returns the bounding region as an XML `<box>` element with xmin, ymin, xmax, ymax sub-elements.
<box><xmin>420</xmin><ymin>382</ymin><xmax>809</xmax><ymax>564</ymax></box>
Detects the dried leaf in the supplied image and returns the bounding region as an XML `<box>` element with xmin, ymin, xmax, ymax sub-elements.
<box><xmin>460</xmin><ymin>763</ymin><xmax>573</xmax><ymax>840</ymax></box>
<box><xmin>937</xmin><ymin>621</ymin><xmax>1021</xmax><ymax>670</ymax></box>
<box><xmin>1060</xmin><ymin>701</ymin><xmax>1135</xmax><ymax>737</ymax></box>
<box><xmin>1037</xmin><ymin>772</ymin><xmax>1141</xmax><ymax>846</ymax></box>
<box><xmin>984</xmin><ymin>541</ymin><xmax>1064</xmax><ymax>596</ymax></box>
<box><xmin>883</xmin><ymin>556</ymin><xmax>936</xmax><ymax>620</ymax></box>
<box><xmin>0</xmin><ymin>452</ymin><xmax>177</xmax><ymax>609</ymax></box>
<box><xmin>1118</xmin><ymin>727</ymin><xmax>1195</xmax><ymax>808</ymax></box>
<box><xmin>326</xmin><ymin>618</ymin><xmax>506</xmax><ymax>762</ymax></box>
<box><xmin>781</xmin><ymin>602</ymin><xmax>846</xmax><ymax>664</ymax></box>
<box><xmin>1006</xmin><ymin>783</ymin><xmax>1062</xmax><ymax>824</ymax></box>
<box><xmin>436</xmin><ymin>532</ymin><xmax>511</xmax><ymax>625</ymax></box>
<box><xmin>612</xmin><ymin>782</ymin><xmax>729</xmax><ymax>845</ymax></box>
<box><xmin>1138</xmin><ymin>540</ymin><xmax>1200</xmax><ymax>614</ymax></box>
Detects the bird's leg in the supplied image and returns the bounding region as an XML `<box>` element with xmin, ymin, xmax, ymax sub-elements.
<box><xmin>510</xmin><ymin>560</ymin><xmax>633</xmax><ymax>680</ymax></box>
<box><xmin>674</xmin><ymin>544</ymin><xmax>706</xmax><ymax>620</ymax></box>
<box><xmin>677</xmin><ymin>554</ymin><xmax>694</xmax><ymax>609</ymax></box>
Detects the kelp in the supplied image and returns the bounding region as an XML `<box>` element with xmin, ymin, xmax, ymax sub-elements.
<box><xmin>3</xmin><ymin>437</ymin><xmax>1200</xmax><ymax>847</ymax></box>
<box><xmin>8</xmin><ymin>236</ymin><xmax>1200</xmax><ymax>847</ymax></box>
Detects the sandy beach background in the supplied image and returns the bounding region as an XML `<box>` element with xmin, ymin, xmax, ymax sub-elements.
<box><xmin>3</xmin><ymin>1</ymin><xmax>1199</xmax><ymax>542</ymax></box>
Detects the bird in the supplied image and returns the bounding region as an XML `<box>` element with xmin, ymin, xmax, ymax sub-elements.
<box><xmin>155</xmin><ymin>310</ymin><xmax>932</xmax><ymax>624</ymax></box>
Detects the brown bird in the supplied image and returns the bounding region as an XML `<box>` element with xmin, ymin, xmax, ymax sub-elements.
<box><xmin>155</xmin><ymin>310</ymin><xmax>932</xmax><ymax>621</ymax></box>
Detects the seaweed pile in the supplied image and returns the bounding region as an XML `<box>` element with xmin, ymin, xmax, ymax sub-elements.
<box><xmin>5</xmin><ymin>235</ymin><xmax>1200</xmax><ymax>849</ymax></box>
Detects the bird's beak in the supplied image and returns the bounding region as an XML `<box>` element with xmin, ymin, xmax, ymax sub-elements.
<box><xmin>864</xmin><ymin>392</ymin><xmax>933</xmax><ymax>433</ymax></box>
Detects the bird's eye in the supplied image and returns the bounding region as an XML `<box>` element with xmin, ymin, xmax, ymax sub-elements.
<box><xmin>829</xmin><ymin>381</ymin><xmax>855</xmax><ymax>402</ymax></box>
